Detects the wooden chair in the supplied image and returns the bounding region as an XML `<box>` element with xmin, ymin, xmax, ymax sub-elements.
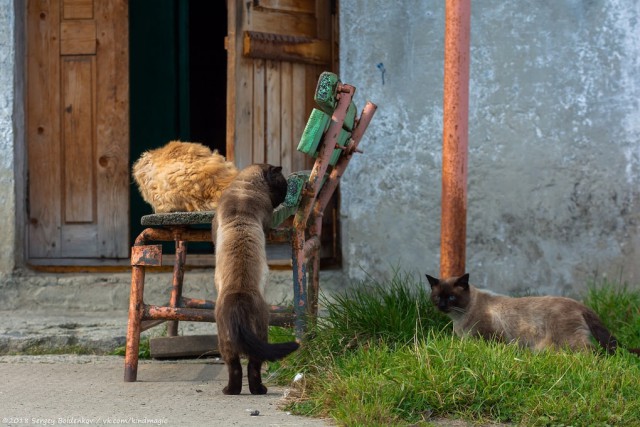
<box><xmin>124</xmin><ymin>72</ymin><xmax>377</xmax><ymax>382</ymax></box>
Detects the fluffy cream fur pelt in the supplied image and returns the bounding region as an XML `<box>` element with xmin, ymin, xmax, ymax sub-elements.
<box><xmin>132</xmin><ymin>141</ymin><xmax>239</xmax><ymax>213</ymax></box>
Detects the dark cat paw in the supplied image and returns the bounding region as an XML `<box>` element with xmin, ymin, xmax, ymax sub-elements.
<box><xmin>249</xmin><ymin>384</ymin><xmax>267</xmax><ymax>395</ymax></box>
<box><xmin>222</xmin><ymin>385</ymin><xmax>241</xmax><ymax>395</ymax></box>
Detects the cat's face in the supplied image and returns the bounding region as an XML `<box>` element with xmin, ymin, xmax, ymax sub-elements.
<box><xmin>426</xmin><ymin>273</ymin><xmax>471</xmax><ymax>315</ymax></box>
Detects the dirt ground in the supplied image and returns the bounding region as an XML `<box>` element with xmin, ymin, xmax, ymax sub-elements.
<box><xmin>0</xmin><ymin>355</ymin><xmax>332</xmax><ymax>427</ymax></box>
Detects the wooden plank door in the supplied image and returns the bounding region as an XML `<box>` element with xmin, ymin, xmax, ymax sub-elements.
<box><xmin>26</xmin><ymin>0</ymin><xmax>129</xmax><ymax>263</ymax></box>
<box><xmin>226</xmin><ymin>0</ymin><xmax>338</xmax><ymax>176</ymax></box>
<box><xmin>226</xmin><ymin>0</ymin><xmax>340</xmax><ymax>265</ymax></box>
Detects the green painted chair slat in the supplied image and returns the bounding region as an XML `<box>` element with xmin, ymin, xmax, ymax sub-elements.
<box><xmin>297</xmin><ymin>108</ymin><xmax>331</xmax><ymax>155</ymax></box>
<box><xmin>283</xmin><ymin>171</ymin><xmax>311</xmax><ymax>207</ymax></box>
<box><xmin>314</xmin><ymin>71</ymin><xmax>340</xmax><ymax>114</ymax></box>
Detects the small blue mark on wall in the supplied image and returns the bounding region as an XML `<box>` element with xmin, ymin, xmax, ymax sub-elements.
<box><xmin>377</xmin><ymin>63</ymin><xmax>386</xmax><ymax>85</ymax></box>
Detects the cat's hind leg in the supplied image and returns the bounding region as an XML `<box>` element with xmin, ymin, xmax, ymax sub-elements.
<box><xmin>223</xmin><ymin>355</ymin><xmax>243</xmax><ymax>395</ymax></box>
<box><xmin>247</xmin><ymin>356</ymin><xmax>267</xmax><ymax>395</ymax></box>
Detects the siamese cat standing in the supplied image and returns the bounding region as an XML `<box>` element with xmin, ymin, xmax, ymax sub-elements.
<box><xmin>213</xmin><ymin>164</ymin><xmax>299</xmax><ymax>395</ymax></box>
<box><xmin>427</xmin><ymin>273</ymin><xmax>640</xmax><ymax>356</ymax></box>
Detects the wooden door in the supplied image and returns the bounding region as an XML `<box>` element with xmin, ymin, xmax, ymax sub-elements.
<box><xmin>227</xmin><ymin>0</ymin><xmax>340</xmax><ymax>265</ymax></box>
<box><xmin>226</xmin><ymin>0</ymin><xmax>338</xmax><ymax>175</ymax></box>
<box><xmin>26</xmin><ymin>0</ymin><xmax>129</xmax><ymax>264</ymax></box>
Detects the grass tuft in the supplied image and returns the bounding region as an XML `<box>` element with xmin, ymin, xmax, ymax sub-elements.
<box><xmin>315</xmin><ymin>270</ymin><xmax>450</xmax><ymax>350</ymax></box>
<box><xmin>111</xmin><ymin>336</ymin><xmax>151</xmax><ymax>359</ymax></box>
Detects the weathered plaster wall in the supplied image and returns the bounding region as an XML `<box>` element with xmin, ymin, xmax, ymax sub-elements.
<box><xmin>340</xmin><ymin>0</ymin><xmax>640</xmax><ymax>295</ymax></box>
<box><xmin>0</xmin><ymin>0</ymin><xmax>16</xmax><ymax>277</ymax></box>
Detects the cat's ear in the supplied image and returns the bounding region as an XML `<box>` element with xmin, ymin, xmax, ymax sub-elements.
<box><xmin>425</xmin><ymin>274</ymin><xmax>439</xmax><ymax>289</ymax></box>
<box><xmin>455</xmin><ymin>273</ymin><xmax>470</xmax><ymax>290</ymax></box>
<box><xmin>266</xmin><ymin>165</ymin><xmax>283</xmax><ymax>182</ymax></box>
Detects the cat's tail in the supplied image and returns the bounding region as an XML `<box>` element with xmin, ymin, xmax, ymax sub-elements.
<box><xmin>222</xmin><ymin>293</ymin><xmax>300</xmax><ymax>361</ymax></box>
<box><xmin>582</xmin><ymin>309</ymin><xmax>618</xmax><ymax>355</ymax></box>
<box><xmin>237</xmin><ymin>323</ymin><xmax>300</xmax><ymax>361</ymax></box>
<box><xmin>582</xmin><ymin>309</ymin><xmax>640</xmax><ymax>357</ymax></box>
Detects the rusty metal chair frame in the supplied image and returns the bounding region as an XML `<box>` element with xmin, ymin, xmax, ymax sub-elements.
<box><xmin>124</xmin><ymin>81</ymin><xmax>377</xmax><ymax>382</ymax></box>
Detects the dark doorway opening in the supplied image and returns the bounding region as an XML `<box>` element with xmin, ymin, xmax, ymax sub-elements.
<box><xmin>129</xmin><ymin>1</ymin><xmax>227</xmax><ymax>249</ymax></box>
<box><xmin>189</xmin><ymin>2</ymin><xmax>227</xmax><ymax>154</ymax></box>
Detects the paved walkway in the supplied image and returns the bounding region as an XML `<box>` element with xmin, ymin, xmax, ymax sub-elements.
<box><xmin>0</xmin><ymin>355</ymin><xmax>331</xmax><ymax>427</ymax></box>
<box><xmin>0</xmin><ymin>311</ymin><xmax>331</xmax><ymax>427</ymax></box>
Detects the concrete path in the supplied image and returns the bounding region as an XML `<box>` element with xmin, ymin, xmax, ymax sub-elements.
<box><xmin>0</xmin><ymin>355</ymin><xmax>331</xmax><ymax>427</ymax></box>
<box><xmin>0</xmin><ymin>310</ymin><xmax>332</xmax><ymax>426</ymax></box>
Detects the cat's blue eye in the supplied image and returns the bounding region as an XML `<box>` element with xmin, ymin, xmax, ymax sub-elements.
<box><xmin>448</xmin><ymin>295</ymin><xmax>456</xmax><ymax>302</ymax></box>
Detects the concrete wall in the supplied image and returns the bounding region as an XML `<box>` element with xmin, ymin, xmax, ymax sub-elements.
<box><xmin>340</xmin><ymin>0</ymin><xmax>640</xmax><ymax>296</ymax></box>
<box><xmin>0</xmin><ymin>0</ymin><xmax>17</xmax><ymax>277</ymax></box>
<box><xmin>3</xmin><ymin>1</ymin><xmax>640</xmax><ymax>300</ymax></box>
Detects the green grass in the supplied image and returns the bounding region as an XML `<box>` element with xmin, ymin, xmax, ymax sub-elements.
<box><xmin>111</xmin><ymin>336</ymin><xmax>151</xmax><ymax>359</ymax></box>
<box><xmin>585</xmin><ymin>280</ymin><xmax>640</xmax><ymax>349</ymax></box>
<box><xmin>12</xmin><ymin>344</ymin><xmax>98</xmax><ymax>356</ymax></box>
<box><xmin>269</xmin><ymin>273</ymin><xmax>640</xmax><ymax>426</ymax></box>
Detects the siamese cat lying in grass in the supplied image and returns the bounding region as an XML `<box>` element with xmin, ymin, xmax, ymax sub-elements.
<box><xmin>427</xmin><ymin>273</ymin><xmax>640</xmax><ymax>356</ymax></box>
<box><xmin>213</xmin><ymin>164</ymin><xmax>299</xmax><ymax>395</ymax></box>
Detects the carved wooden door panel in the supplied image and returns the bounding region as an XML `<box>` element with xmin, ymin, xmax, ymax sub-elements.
<box><xmin>226</xmin><ymin>0</ymin><xmax>338</xmax><ymax>175</ymax></box>
<box><xmin>26</xmin><ymin>0</ymin><xmax>129</xmax><ymax>263</ymax></box>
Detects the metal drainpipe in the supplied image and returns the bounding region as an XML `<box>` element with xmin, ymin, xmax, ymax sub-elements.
<box><xmin>440</xmin><ymin>0</ymin><xmax>471</xmax><ymax>278</ymax></box>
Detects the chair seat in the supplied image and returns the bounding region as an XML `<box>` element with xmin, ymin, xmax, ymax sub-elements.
<box><xmin>139</xmin><ymin>171</ymin><xmax>311</xmax><ymax>228</ymax></box>
<box><xmin>140</xmin><ymin>211</ymin><xmax>215</xmax><ymax>226</ymax></box>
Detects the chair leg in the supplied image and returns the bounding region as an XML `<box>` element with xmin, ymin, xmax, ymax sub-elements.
<box><xmin>125</xmin><ymin>264</ymin><xmax>145</xmax><ymax>382</ymax></box>
<box><xmin>168</xmin><ymin>239</ymin><xmax>187</xmax><ymax>337</ymax></box>
<box><xmin>292</xmin><ymin>229</ymin><xmax>308</xmax><ymax>340</ymax></box>
<box><xmin>307</xmin><ymin>213</ymin><xmax>323</xmax><ymax>327</ymax></box>
<box><xmin>308</xmin><ymin>248</ymin><xmax>320</xmax><ymax>328</ymax></box>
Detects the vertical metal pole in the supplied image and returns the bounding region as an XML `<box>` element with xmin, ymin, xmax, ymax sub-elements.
<box><xmin>440</xmin><ymin>0</ymin><xmax>471</xmax><ymax>278</ymax></box>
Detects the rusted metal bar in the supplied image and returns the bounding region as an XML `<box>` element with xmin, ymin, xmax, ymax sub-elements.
<box><xmin>130</xmin><ymin>245</ymin><xmax>162</xmax><ymax>266</ymax></box>
<box><xmin>291</xmin><ymin>227</ymin><xmax>307</xmax><ymax>338</ymax></box>
<box><xmin>170</xmin><ymin>228</ymin><xmax>212</xmax><ymax>243</ymax></box>
<box><xmin>303</xmin><ymin>235</ymin><xmax>321</xmax><ymax>262</ymax></box>
<box><xmin>315</xmin><ymin>101</ymin><xmax>378</xmax><ymax>213</ymax></box>
<box><xmin>142</xmin><ymin>303</ymin><xmax>295</xmax><ymax>327</ymax></box>
<box><xmin>167</xmin><ymin>239</ymin><xmax>187</xmax><ymax>336</ymax></box>
<box><xmin>308</xmin><ymin>250</ymin><xmax>321</xmax><ymax>323</ymax></box>
<box><xmin>269</xmin><ymin>304</ymin><xmax>295</xmax><ymax>314</ymax></box>
<box><xmin>124</xmin><ymin>265</ymin><xmax>145</xmax><ymax>382</ymax></box>
<box><xmin>307</xmin><ymin>212</ymin><xmax>323</xmax><ymax>324</ymax></box>
<box><xmin>133</xmin><ymin>227</ymin><xmax>211</xmax><ymax>246</ymax></box>
<box><xmin>441</xmin><ymin>0</ymin><xmax>471</xmax><ymax>278</ymax></box>
<box><xmin>134</xmin><ymin>227</ymin><xmax>173</xmax><ymax>246</ymax></box>
<box><xmin>349</xmin><ymin>101</ymin><xmax>378</xmax><ymax>151</ymax></box>
<box><xmin>144</xmin><ymin>305</ymin><xmax>216</xmax><ymax>322</ymax></box>
<box><xmin>181</xmin><ymin>297</ymin><xmax>215</xmax><ymax>309</ymax></box>
<box><xmin>180</xmin><ymin>297</ymin><xmax>293</xmax><ymax>316</ymax></box>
